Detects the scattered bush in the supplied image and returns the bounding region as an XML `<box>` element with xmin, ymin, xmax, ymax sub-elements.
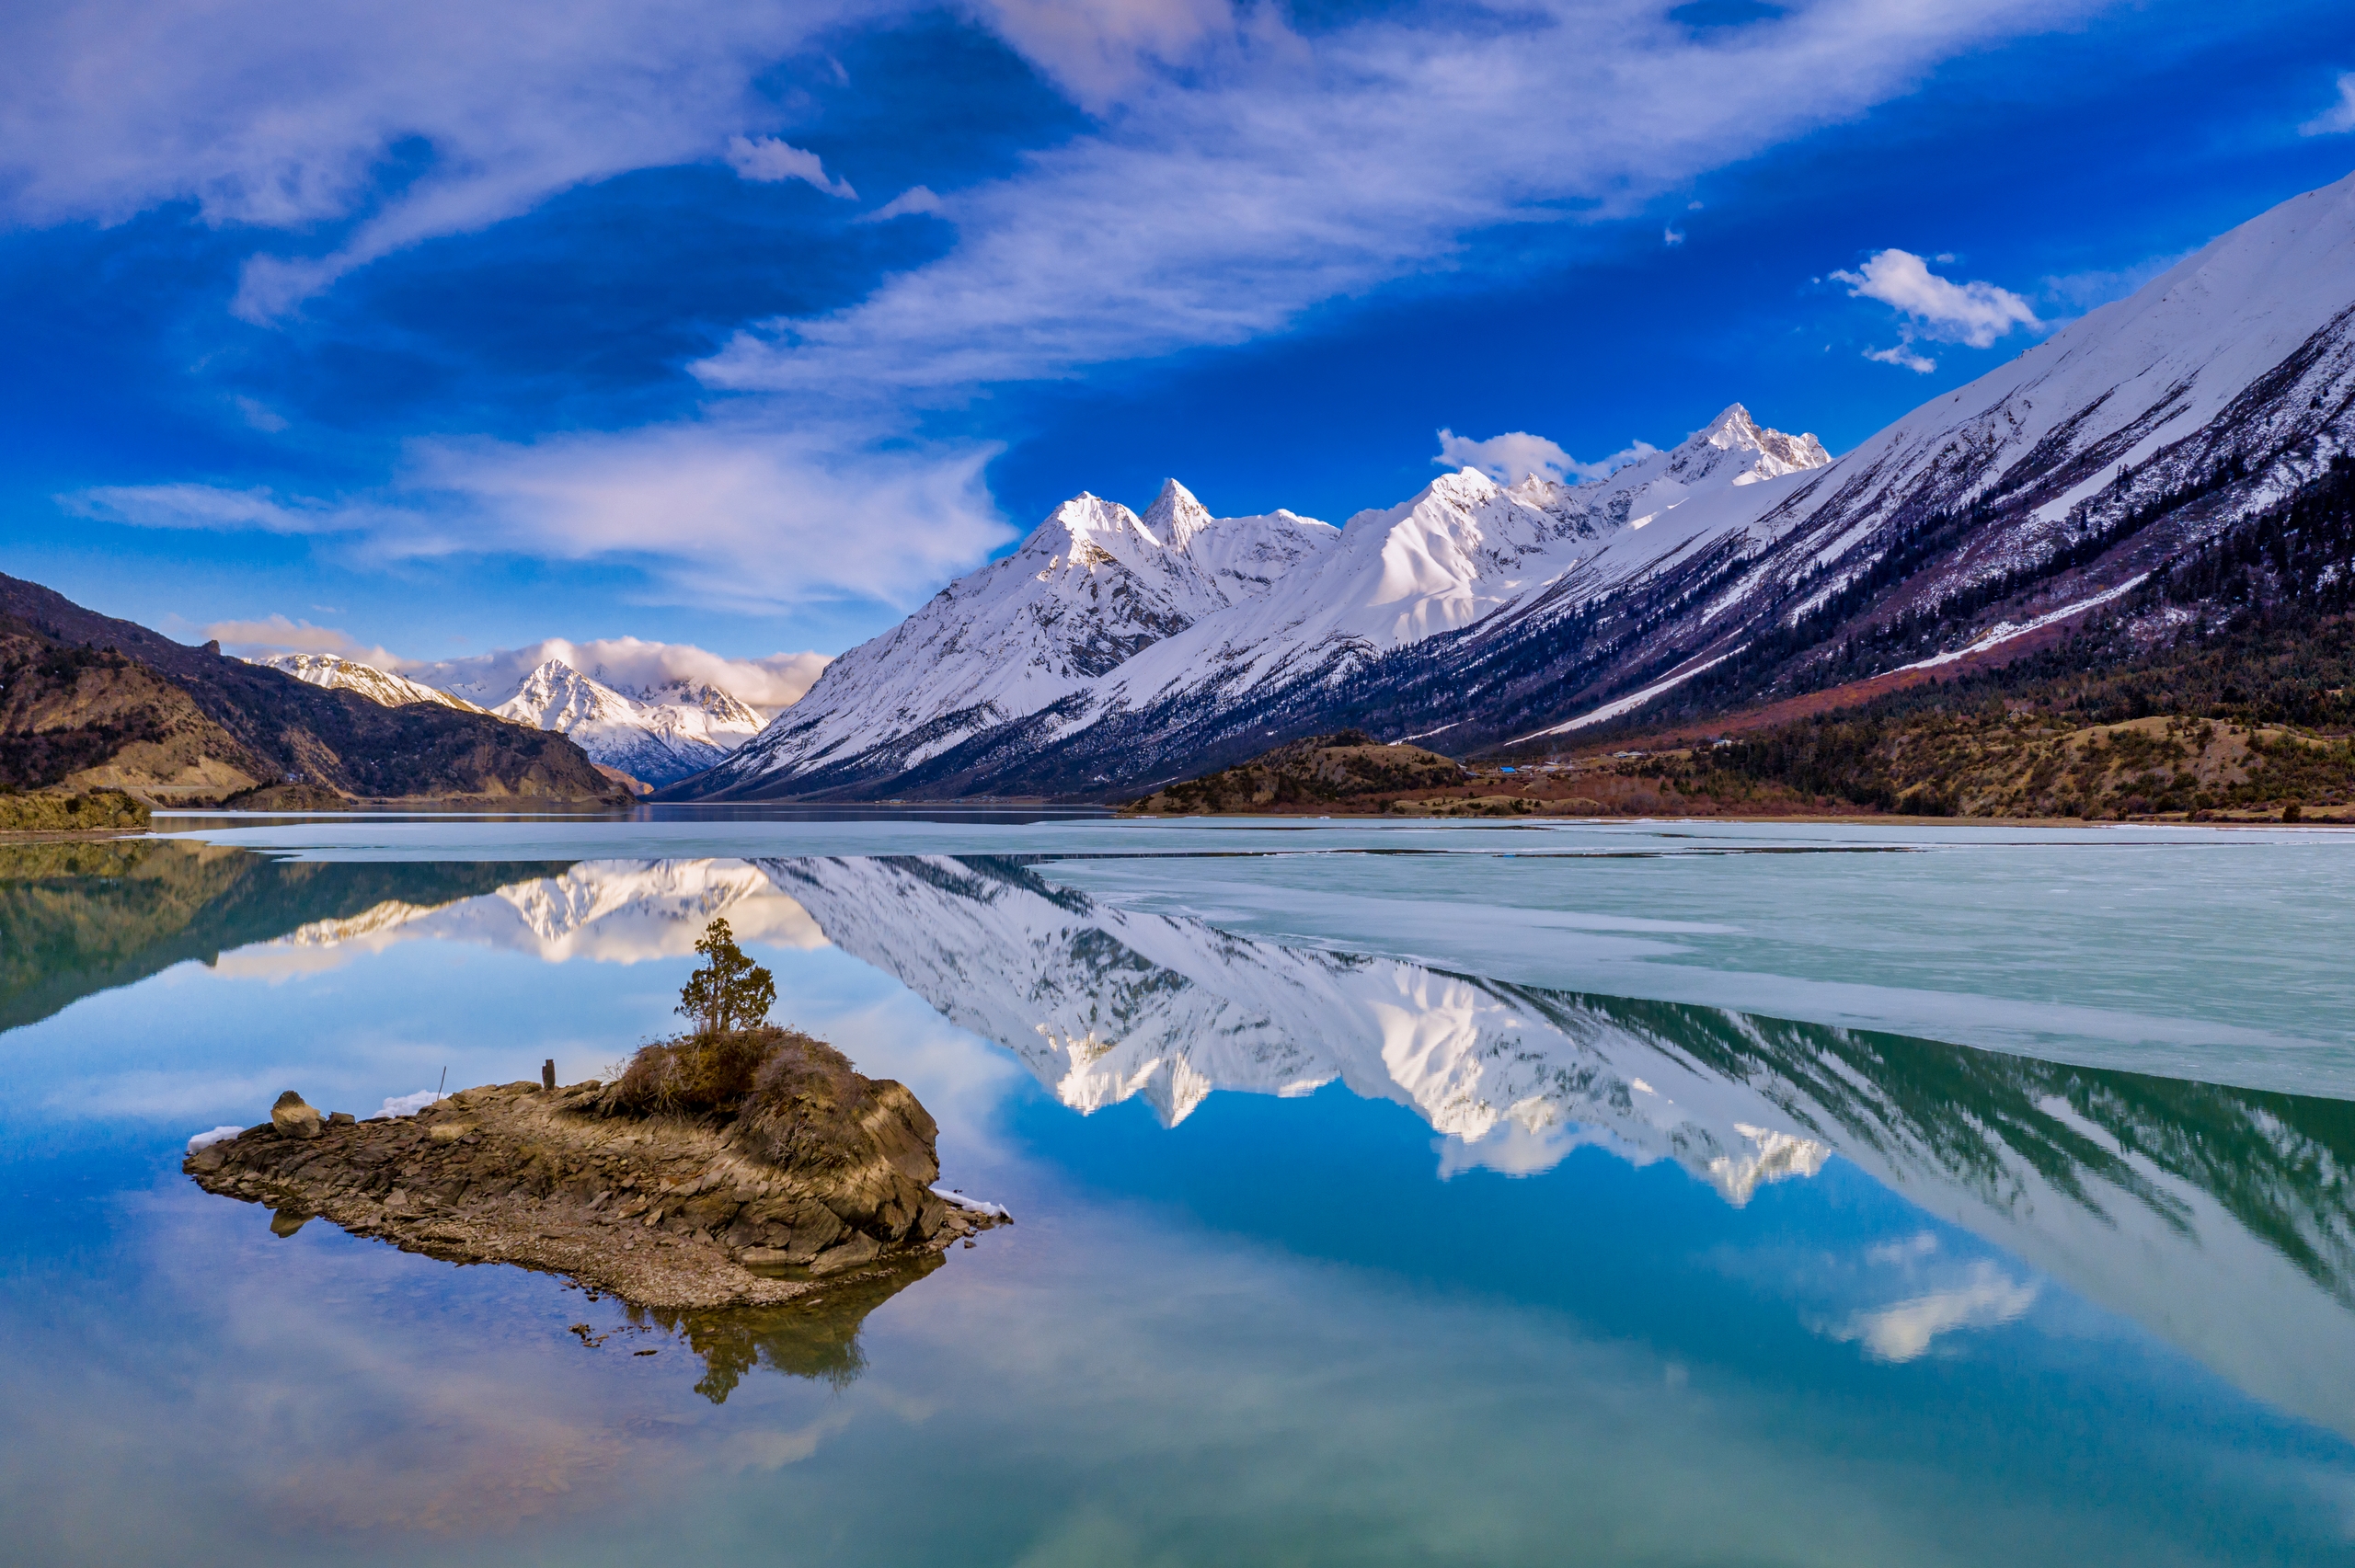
<box><xmin>605</xmin><ymin>1024</ymin><xmax>911</xmax><ymax>1179</ymax></box>
<box><xmin>0</xmin><ymin>789</ymin><xmax>150</xmax><ymax>832</ymax></box>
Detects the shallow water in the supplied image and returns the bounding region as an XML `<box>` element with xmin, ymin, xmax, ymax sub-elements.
<box><xmin>5</xmin><ymin>818</ymin><xmax>2353</xmax><ymax>1565</ymax></box>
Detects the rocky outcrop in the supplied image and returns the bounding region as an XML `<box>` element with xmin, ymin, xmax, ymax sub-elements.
<box><xmin>183</xmin><ymin>1030</ymin><xmax>1007</xmax><ymax>1310</ymax></box>
<box><xmin>1126</xmin><ymin>730</ymin><xmax>1469</xmax><ymax>814</ymax></box>
<box><xmin>268</xmin><ymin>1090</ymin><xmax>322</xmax><ymax>1140</ymax></box>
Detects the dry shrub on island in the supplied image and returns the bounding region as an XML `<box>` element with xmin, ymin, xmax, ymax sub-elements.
<box><xmin>602</xmin><ymin>918</ymin><xmax>931</xmax><ymax>1177</ymax></box>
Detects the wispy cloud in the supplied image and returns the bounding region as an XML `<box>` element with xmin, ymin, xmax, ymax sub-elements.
<box><xmin>20</xmin><ymin>0</ymin><xmax>2114</xmax><ymax>617</ymax></box>
<box><xmin>857</xmin><ymin>185</ymin><xmax>944</xmax><ymax>223</ymax></box>
<box><xmin>398</xmin><ymin>420</ymin><xmax>1011</xmax><ymax>612</ymax></box>
<box><xmin>2301</xmin><ymin>71</ymin><xmax>2355</xmax><ymax>136</ymax></box>
<box><xmin>1435</xmin><ymin>429</ymin><xmax>1658</xmax><ymax>485</ymax></box>
<box><xmin>0</xmin><ymin>0</ymin><xmax>889</xmax><ymax>321</ymax></box>
<box><xmin>726</xmin><ymin>134</ymin><xmax>856</xmax><ymax>198</ymax></box>
<box><xmin>65</xmin><ymin>484</ymin><xmax>385</xmax><ymax>534</ymax></box>
<box><xmin>971</xmin><ymin>0</ymin><xmax>1241</xmax><ymax>113</ymax></box>
<box><xmin>64</xmin><ymin>418</ymin><xmax>1014</xmax><ymax>615</ymax></box>
<box><xmin>204</xmin><ymin>613</ymin><xmax>404</xmax><ymax>670</ymax></box>
<box><xmin>699</xmin><ymin>2</ymin><xmax>2110</xmax><ymax>396</ymax></box>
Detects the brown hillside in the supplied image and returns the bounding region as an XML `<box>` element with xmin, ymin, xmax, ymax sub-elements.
<box><xmin>0</xmin><ymin>573</ymin><xmax>622</xmax><ymax>805</ymax></box>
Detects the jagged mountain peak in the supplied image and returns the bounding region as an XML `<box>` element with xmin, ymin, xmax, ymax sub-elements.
<box><xmin>500</xmin><ymin>658</ymin><xmax>633</xmax><ymax>720</ymax></box>
<box><xmin>1017</xmin><ymin>492</ymin><xmax>1149</xmax><ymax>556</ymax></box>
<box><xmin>1685</xmin><ymin>403</ymin><xmax>1832</xmax><ymax>477</ymax></box>
<box><xmin>630</xmin><ymin>677</ymin><xmax>764</xmax><ymax>727</ymax></box>
<box><xmin>1141</xmin><ymin>476</ymin><xmax>1216</xmax><ymax>548</ymax></box>
<box><xmin>1601</xmin><ymin>403</ymin><xmax>1832</xmax><ymax>498</ymax></box>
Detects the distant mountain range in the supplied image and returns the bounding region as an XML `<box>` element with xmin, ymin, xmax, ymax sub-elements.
<box><xmin>483</xmin><ymin>661</ymin><xmax>764</xmax><ymax>787</ymax></box>
<box><xmin>650</xmin><ymin>169</ymin><xmax>2355</xmax><ymax>802</ymax></box>
<box><xmin>0</xmin><ymin>574</ymin><xmax>619</xmax><ymax>806</ymax></box>
<box><xmin>246</xmin><ymin>650</ymin><xmax>767</xmax><ymax>789</ymax></box>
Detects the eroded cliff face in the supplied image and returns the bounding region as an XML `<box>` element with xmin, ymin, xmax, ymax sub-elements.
<box><xmin>184</xmin><ymin>1035</ymin><xmax>1005</xmax><ymax>1310</ymax></box>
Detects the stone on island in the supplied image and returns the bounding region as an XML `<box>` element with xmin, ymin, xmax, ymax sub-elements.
<box><xmin>183</xmin><ymin>1026</ymin><xmax>1007</xmax><ymax>1310</ymax></box>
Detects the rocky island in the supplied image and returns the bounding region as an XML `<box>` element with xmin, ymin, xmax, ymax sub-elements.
<box><xmin>183</xmin><ymin>921</ymin><xmax>1006</xmax><ymax>1310</ymax></box>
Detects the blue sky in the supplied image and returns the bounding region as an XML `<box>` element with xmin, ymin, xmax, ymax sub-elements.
<box><xmin>4</xmin><ymin>0</ymin><xmax>2354</xmax><ymax>684</ymax></box>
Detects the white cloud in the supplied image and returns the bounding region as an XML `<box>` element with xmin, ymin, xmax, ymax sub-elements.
<box><xmin>63</xmin><ymin>418</ymin><xmax>1014</xmax><ymax>616</ymax></box>
<box><xmin>1663</xmin><ymin>226</ymin><xmax>1686</xmax><ymax>246</ymax></box>
<box><xmin>2301</xmin><ymin>72</ymin><xmax>2355</xmax><ymax>136</ymax></box>
<box><xmin>202</xmin><ymin>613</ymin><xmax>405</xmax><ymax>670</ymax></box>
<box><xmin>1829</xmin><ymin>1263</ymin><xmax>2039</xmax><ymax>1362</ymax></box>
<box><xmin>1863</xmin><ymin>343</ymin><xmax>1937</xmax><ymax>373</ymax></box>
<box><xmin>857</xmin><ymin>185</ymin><xmax>944</xmax><ymax>223</ymax></box>
<box><xmin>1435</xmin><ymin>429</ymin><xmax>1658</xmax><ymax>486</ymax></box>
<box><xmin>725</xmin><ymin>134</ymin><xmax>856</xmax><ymax>198</ymax></box>
<box><xmin>1832</xmin><ymin>247</ymin><xmax>2040</xmax><ymax>348</ymax></box>
<box><xmin>398</xmin><ymin>419</ymin><xmax>1010</xmax><ymax>612</ymax></box>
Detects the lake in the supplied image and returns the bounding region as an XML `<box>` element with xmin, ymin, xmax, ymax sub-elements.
<box><xmin>4</xmin><ymin>814</ymin><xmax>2351</xmax><ymax>1566</ymax></box>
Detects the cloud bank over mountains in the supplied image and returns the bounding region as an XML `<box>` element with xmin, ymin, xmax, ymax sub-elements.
<box><xmin>205</xmin><ymin>620</ymin><xmax>827</xmax><ymax>716</ymax></box>
<box><xmin>15</xmin><ymin>0</ymin><xmax>2116</xmax><ymax>621</ymax></box>
<box><xmin>409</xmin><ymin>637</ymin><xmax>827</xmax><ymax>715</ymax></box>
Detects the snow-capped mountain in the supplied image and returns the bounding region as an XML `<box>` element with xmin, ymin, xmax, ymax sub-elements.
<box><xmin>489</xmin><ymin>659</ymin><xmax>763</xmax><ymax>786</ymax></box>
<box><xmin>245</xmin><ymin>851</ymin><xmax>2355</xmax><ymax>1435</ymax></box>
<box><xmin>1276</xmin><ymin>167</ymin><xmax>2355</xmax><ymax>750</ymax></box>
<box><xmin>679</xmin><ymin>170</ymin><xmax>2355</xmax><ymax>800</ymax></box>
<box><xmin>678</xmin><ymin>407</ymin><xmax>1826</xmax><ymax>800</ymax></box>
<box><xmin>247</xmin><ymin>653</ymin><xmax>489</xmax><ymax>713</ymax></box>
<box><xmin>684</xmin><ymin>479</ymin><xmax>1338</xmax><ymax>793</ymax></box>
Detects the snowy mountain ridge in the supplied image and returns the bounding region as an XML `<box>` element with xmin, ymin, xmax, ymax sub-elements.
<box><xmin>247</xmin><ymin>653</ymin><xmax>490</xmax><ymax>714</ymax></box>
<box><xmin>682</xmin><ymin>404</ymin><xmax>1826</xmax><ymax>799</ymax></box>
<box><xmin>253</xmin><ymin>649</ymin><xmax>769</xmax><ymax>786</ymax></box>
<box><xmin>488</xmin><ymin>658</ymin><xmax>764</xmax><ymax>786</ymax></box>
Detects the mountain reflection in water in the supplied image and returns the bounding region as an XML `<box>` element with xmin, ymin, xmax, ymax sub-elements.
<box><xmin>0</xmin><ymin>841</ymin><xmax>574</xmax><ymax>1035</ymax></box>
<box><xmin>19</xmin><ymin>844</ymin><xmax>2352</xmax><ymax>1432</ymax></box>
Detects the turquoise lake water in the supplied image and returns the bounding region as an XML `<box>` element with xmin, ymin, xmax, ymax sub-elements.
<box><xmin>4</xmin><ymin>814</ymin><xmax>2351</xmax><ymax>1565</ymax></box>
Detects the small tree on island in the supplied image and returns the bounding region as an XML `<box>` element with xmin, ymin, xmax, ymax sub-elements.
<box><xmin>677</xmin><ymin>916</ymin><xmax>776</xmax><ymax>1036</ymax></box>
